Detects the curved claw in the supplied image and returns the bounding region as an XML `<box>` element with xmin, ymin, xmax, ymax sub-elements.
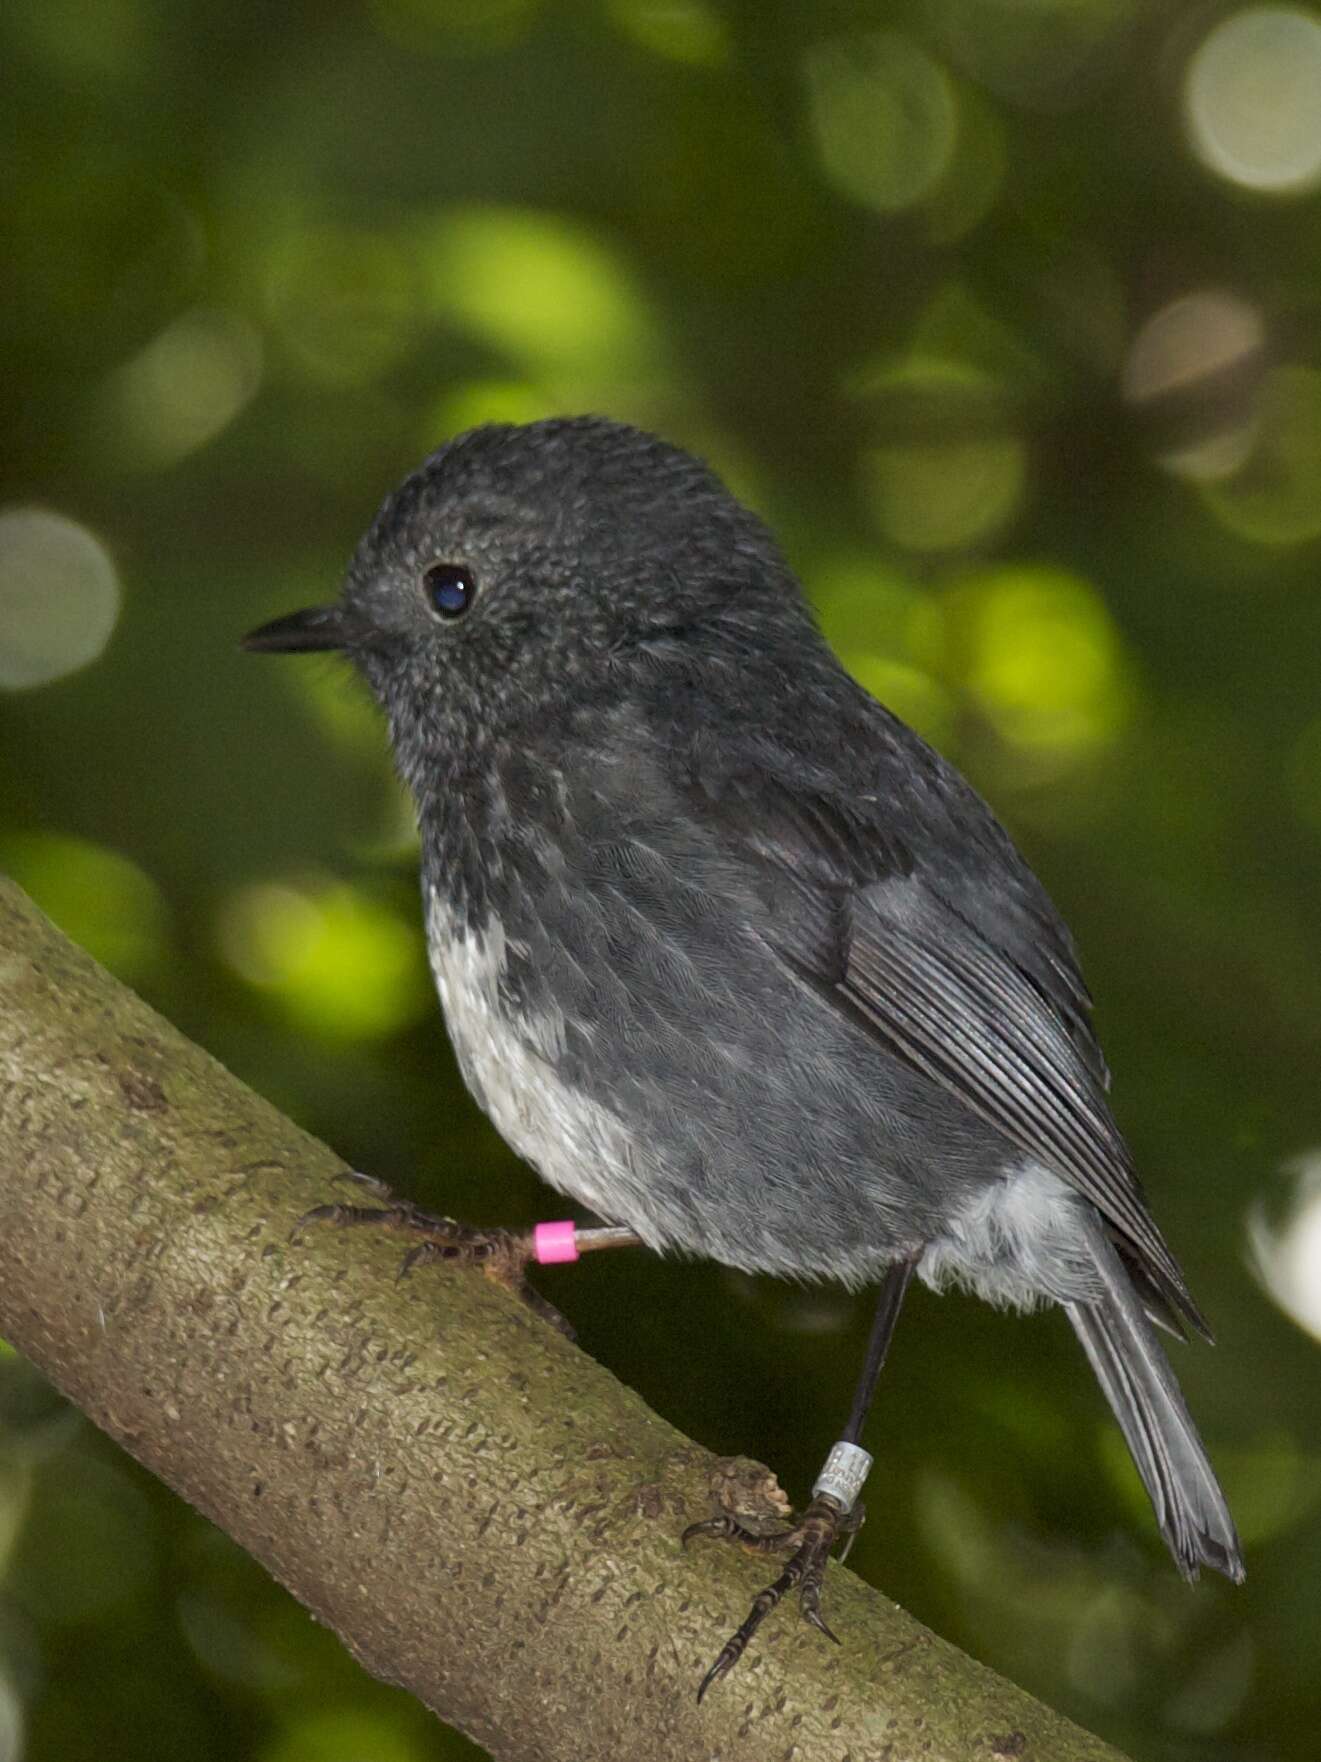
<box><xmin>800</xmin><ymin>1587</ymin><xmax>841</xmax><ymax>1645</ymax></box>
<box><xmin>333</xmin><ymin>1168</ymin><xmax>391</xmax><ymax>1194</ymax></box>
<box><xmin>682</xmin><ymin>1515</ymin><xmax>738</xmax><ymax>1550</ymax></box>
<box><xmin>294</xmin><ymin>1200</ymin><xmax>369</xmax><ymax>1234</ymax></box>
<box><xmin>696</xmin><ymin>1643</ymin><xmax>740</xmax><ymax>1703</ymax></box>
<box><xmin>396</xmin><ymin>1245</ymin><xmax>425</xmax><ymax>1281</ymax></box>
<box><xmin>689</xmin><ymin>1491</ymin><xmax>850</xmax><ymax>1696</ymax></box>
<box><xmin>513</xmin><ymin>1281</ymin><xmax>576</xmax><ymax>1338</ymax></box>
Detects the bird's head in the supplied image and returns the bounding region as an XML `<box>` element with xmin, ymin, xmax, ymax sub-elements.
<box><xmin>243</xmin><ymin>417</ymin><xmax>806</xmax><ymax>791</ymax></box>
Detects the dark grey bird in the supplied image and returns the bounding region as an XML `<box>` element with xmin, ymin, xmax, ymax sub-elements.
<box><xmin>244</xmin><ymin>415</ymin><xmax>1243</xmax><ymax>1695</ymax></box>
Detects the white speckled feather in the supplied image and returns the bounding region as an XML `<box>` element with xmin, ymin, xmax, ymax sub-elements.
<box><xmin>426</xmin><ymin>886</ymin><xmax>691</xmax><ymax>1247</ymax></box>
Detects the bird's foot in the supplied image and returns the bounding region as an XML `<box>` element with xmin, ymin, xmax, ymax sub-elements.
<box><xmin>683</xmin><ymin>1489</ymin><xmax>863</xmax><ymax>1699</ymax></box>
<box><xmin>297</xmin><ymin>1171</ymin><xmax>572</xmax><ymax>1335</ymax></box>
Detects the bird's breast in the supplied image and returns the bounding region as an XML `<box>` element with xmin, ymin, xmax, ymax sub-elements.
<box><xmin>422</xmin><ymin>884</ymin><xmax>651</xmax><ymax>1228</ymax></box>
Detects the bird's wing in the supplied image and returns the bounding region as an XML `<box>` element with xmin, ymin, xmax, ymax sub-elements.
<box><xmin>684</xmin><ymin>715</ymin><xmax>1205</xmax><ymax>1335</ymax></box>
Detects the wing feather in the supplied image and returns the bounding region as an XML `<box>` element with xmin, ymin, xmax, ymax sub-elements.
<box><xmin>844</xmin><ymin>878</ymin><xmax>1202</xmax><ymax>1328</ymax></box>
<box><xmin>683</xmin><ymin>721</ymin><xmax>1207</xmax><ymax>1336</ymax></box>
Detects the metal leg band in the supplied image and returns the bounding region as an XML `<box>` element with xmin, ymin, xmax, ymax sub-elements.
<box><xmin>811</xmin><ymin>1440</ymin><xmax>873</xmax><ymax>1514</ymax></box>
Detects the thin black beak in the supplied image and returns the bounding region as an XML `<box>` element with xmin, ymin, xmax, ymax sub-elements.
<box><xmin>241</xmin><ymin>605</ymin><xmax>351</xmax><ymax>654</ymax></box>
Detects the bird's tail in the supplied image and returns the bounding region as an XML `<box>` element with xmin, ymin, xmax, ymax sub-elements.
<box><xmin>1066</xmin><ymin>1226</ymin><xmax>1244</xmax><ymax>1582</ymax></box>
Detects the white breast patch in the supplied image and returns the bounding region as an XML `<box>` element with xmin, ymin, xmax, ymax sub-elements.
<box><xmin>425</xmin><ymin>887</ymin><xmax>666</xmax><ymax>1241</ymax></box>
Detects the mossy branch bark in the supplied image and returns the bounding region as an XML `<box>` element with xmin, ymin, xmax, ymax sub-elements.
<box><xmin>0</xmin><ymin>878</ymin><xmax>1128</xmax><ymax>1762</ymax></box>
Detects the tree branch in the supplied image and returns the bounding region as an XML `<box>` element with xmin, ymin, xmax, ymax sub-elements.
<box><xmin>0</xmin><ymin>877</ymin><xmax>1128</xmax><ymax>1762</ymax></box>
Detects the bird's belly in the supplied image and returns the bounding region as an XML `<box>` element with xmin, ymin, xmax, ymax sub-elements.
<box><xmin>424</xmin><ymin>888</ymin><xmax>1038</xmax><ymax>1287</ymax></box>
<box><xmin>426</xmin><ymin>892</ymin><xmax>678</xmax><ymax>1238</ymax></box>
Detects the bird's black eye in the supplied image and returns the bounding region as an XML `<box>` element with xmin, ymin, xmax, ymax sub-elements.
<box><xmin>423</xmin><ymin>562</ymin><xmax>475</xmax><ymax>620</ymax></box>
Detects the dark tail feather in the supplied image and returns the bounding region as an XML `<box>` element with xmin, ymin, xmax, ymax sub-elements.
<box><xmin>1066</xmin><ymin>1227</ymin><xmax>1244</xmax><ymax>1582</ymax></box>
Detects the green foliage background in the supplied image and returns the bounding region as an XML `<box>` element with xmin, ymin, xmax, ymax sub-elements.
<box><xmin>3</xmin><ymin>2</ymin><xmax>1321</xmax><ymax>1758</ymax></box>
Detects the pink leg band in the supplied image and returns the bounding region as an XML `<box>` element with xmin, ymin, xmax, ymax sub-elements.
<box><xmin>532</xmin><ymin>1220</ymin><xmax>580</xmax><ymax>1265</ymax></box>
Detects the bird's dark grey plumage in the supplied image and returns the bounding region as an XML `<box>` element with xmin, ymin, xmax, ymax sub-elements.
<box><xmin>246</xmin><ymin>415</ymin><xmax>1242</xmax><ymax>1614</ymax></box>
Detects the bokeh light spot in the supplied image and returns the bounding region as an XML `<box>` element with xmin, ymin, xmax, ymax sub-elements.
<box><xmin>279</xmin><ymin>640</ymin><xmax>390</xmax><ymax>758</ymax></box>
<box><xmin>9</xmin><ymin>1456</ymin><xmax>158</xmax><ymax>1624</ymax></box>
<box><xmin>1064</xmin><ymin>1584</ymin><xmax>1146</xmax><ymax>1705</ymax></box>
<box><xmin>218</xmin><ymin>879</ymin><xmax>430</xmax><ymax>1041</ymax></box>
<box><xmin>260</xmin><ymin>1707</ymin><xmax>426</xmax><ymax>1762</ymax></box>
<box><xmin>864</xmin><ymin>433</ymin><xmax>1024</xmax><ymax>554</ymax></box>
<box><xmin>805</xmin><ymin>31</ymin><xmax>959</xmax><ymax>214</ymax></box>
<box><xmin>179</xmin><ymin>1588</ymin><xmax>299</xmax><ymax>1695</ymax></box>
<box><xmin>812</xmin><ymin>556</ymin><xmax>954</xmax><ymax>740</ymax></box>
<box><xmin>1122</xmin><ymin>290</ymin><xmax>1266</xmax><ymax>481</ymax></box>
<box><xmin>266</xmin><ymin>228</ymin><xmax>424</xmax><ymax>384</ymax></box>
<box><xmin>0</xmin><ymin>834</ymin><xmax>168</xmax><ymax>981</ymax></box>
<box><xmin>0</xmin><ymin>1670</ymin><xmax>21</xmax><ymax>1762</ymax></box>
<box><xmin>931</xmin><ymin>0</ymin><xmax>1140</xmax><ymax>111</ymax></box>
<box><xmin>1250</xmin><ymin>1151</ymin><xmax>1321</xmax><ymax>1342</ymax></box>
<box><xmin>0</xmin><ymin>509</ymin><xmax>120</xmax><ymax>690</ymax></box>
<box><xmin>99</xmin><ymin>307</ymin><xmax>263</xmax><ymax>469</ymax></box>
<box><xmin>1164</xmin><ymin>1630</ymin><xmax>1256</xmax><ymax>1735</ymax></box>
<box><xmin>1123</xmin><ymin>291</ymin><xmax>1265</xmax><ymax>406</ymax></box>
<box><xmin>370</xmin><ymin>0</ymin><xmax>539</xmax><ymax>55</ymax></box>
<box><xmin>1213</xmin><ymin>1430</ymin><xmax>1321</xmax><ymax>1547</ymax></box>
<box><xmin>909</xmin><ymin>283</ymin><xmax>1044</xmax><ymax>389</ymax></box>
<box><xmin>918</xmin><ymin>1466</ymin><xmax>1168</xmax><ymax>1660</ymax></box>
<box><xmin>10</xmin><ymin>0</ymin><xmax>153</xmax><ymax>85</ymax></box>
<box><xmin>924</xmin><ymin>85</ymin><xmax>1006</xmax><ymax>243</ymax></box>
<box><xmin>850</xmin><ymin>656</ymin><xmax>955</xmax><ymax>744</ymax></box>
<box><xmin>1200</xmin><ymin>365</ymin><xmax>1321</xmax><ymax>545</ymax></box>
<box><xmin>947</xmin><ymin>564</ymin><xmax>1131</xmax><ymax>756</ymax></box>
<box><xmin>0</xmin><ymin>1457</ymin><xmax>32</xmax><ymax>1586</ymax></box>
<box><xmin>606</xmin><ymin>0</ymin><xmax>728</xmax><ymax>64</ymax></box>
<box><xmin>859</xmin><ymin>364</ymin><xmax>1025</xmax><ymax>553</ymax></box>
<box><xmin>915</xmin><ymin>1472</ymin><xmax>1000</xmax><ymax>1588</ymax></box>
<box><xmin>422</xmin><ymin>208</ymin><xmax>664</xmax><ymax>398</ymax></box>
<box><xmin>1285</xmin><ymin>715</ymin><xmax>1321</xmax><ymax>831</ymax></box>
<box><xmin>424</xmin><ymin>378</ymin><xmax>560</xmax><ymax>446</ymax></box>
<box><xmin>1185</xmin><ymin>7</ymin><xmax>1321</xmax><ymax>194</ymax></box>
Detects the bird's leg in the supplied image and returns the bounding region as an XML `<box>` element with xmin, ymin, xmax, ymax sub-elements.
<box><xmin>297</xmin><ymin>1170</ymin><xmax>641</xmax><ymax>1334</ymax></box>
<box><xmin>686</xmin><ymin>1257</ymin><xmax>916</xmax><ymax>1699</ymax></box>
